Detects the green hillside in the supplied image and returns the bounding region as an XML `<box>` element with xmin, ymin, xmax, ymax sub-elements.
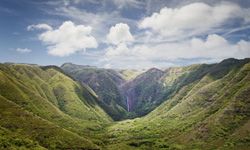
<box><xmin>120</xmin><ymin>58</ymin><xmax>250</xmax><ymax>118</ymax></box>
<box><xmin>105</xmin><ymin>58</ymin><xmax>250</xmax><ymax>149</ymax></box>
<box><xmin>0</xmin><ymin>63</ymin><xmax>111</xmax><ymax>149</ymax></box>
<box><xmin>0</xmin><ymin>58</ymin><xmax>250</xmax><ymax>150</ymax></box>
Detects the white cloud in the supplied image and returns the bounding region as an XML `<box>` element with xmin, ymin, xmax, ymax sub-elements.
<box><xmin>106</xmin><ymin>43</ymin><xmax>131</xmax><ymax>57</ymax></box>
<box><xmin>16</xmin><ymin>48</ymin><xmax>32</xmax><ymax>53</ymax></box>
<box><xmin>30</xmin><ymin>1</ymin><xmax>250</xmax><ymax>68</ymax></box>
<box><xmin>107</xmin><ymin>23</ymin><xmax>134</xmax><ymax>45</ymax></box>
<box><xmin>49</xmin><ymin>6</ymin><xmax>136</xmax><ymax>43</ymax></box>
<box><xmin>29</xmin><ymin>21</ymin><xmax>98</xmax><ymax>57</ymax></box>
<box><xmin>103</xmin><ymin>34</ymin><xmax>250</xmax><ymax>68</ymax></box>
<box><xmin>136</xmin><ymin>34</ymin><xmax>250</xmax><ymax>60</ymax></box>
<box><xmin>105</xmin><ymin>23</ymin><xmax>137</xmax><ymax>68</ymax></box>
<box><xmin>27</xmin><ymin>24</ymin><xmax>52</xmax><ymax>31</ymax></box>
<box><xmin>139</xmin><ymin>2</ymin><xmax>246</xmax><ymax>38</ymax></box>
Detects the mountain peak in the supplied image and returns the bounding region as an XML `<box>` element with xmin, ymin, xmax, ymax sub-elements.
<box><xmin>61</xmin><ymin>62</ymin><xmax>94</xmax><ymax>68</ymax></box>
<box><xmin>147</xmin><ymin>67</ymin><xmax>164</xmax><ymax>73</ymax></box>
<box><xmin>219</xmin><ymin>58</ymin><xmax>239</xmax><ymax>64</ymax></box>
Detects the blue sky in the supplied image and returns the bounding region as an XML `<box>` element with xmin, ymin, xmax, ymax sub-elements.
<box><xmin>0</xmin><ymin>0</ymin><xmax>250</xmax><ymax>69</ymax></box>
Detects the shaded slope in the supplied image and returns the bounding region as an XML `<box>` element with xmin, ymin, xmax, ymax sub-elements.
<box><xmin>61</xmin><ymin>63</ymin><xmax>128</xmax><ymax>120</ymax></box>
<box><xmin>121</xmin><ymin>68</ymin><xmax>165</xmax><ymax>116</ymax></box>
<box><xmin>121</xmin><ymin>64</ymin><xmax>213</xmax><ymax>117</ymax></box>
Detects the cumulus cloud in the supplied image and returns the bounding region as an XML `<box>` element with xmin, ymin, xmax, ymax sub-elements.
<box><xmin>105</xmin><ymin>23</ymin><xmax>136</xmax><ymax>68</ymax></box>
<box><xmin>104</xmin><ymin>34</ymin><xmax>250</xmax><ymax>68</ymax></box>
<box><xmin>139</xmin><ymin>2</ymin><xmax>248</xmax><ymax>38</ymax></box>
<box><xmin>16</xmin><ymin>48</ymin><xmax>32</xmax><ymax>53</ymax></box>
<box><xmin>28</xmin><ymin>1</ymin><xmax>250</xmax><ymax>68</ymax></box>
<box><xmin>106</xmin><ymin>43</ymin><xmax>130</xmax><ymax>57</ymax></box>
<box><xmin>50</xmin><ymin>5</ymin><xmax>137</xmax><ymax>43</ymax></box>
<box><xmin>143</xmin><ymin>34</ymin><xmax>250</xmax><ymax>60</ymax></box>
<box><xmin>27</xmin><ymin>24</ymin><xmax>52</xmax><ymax>31</ymax></box>
<box><xmin>107</xmin><ymin>23</ymin><xmax>134</xmax><ymax>45</ymax></box>
<box><xmin>29</xmin><ymin>21</ymin><xmax>98</xmax><ymax>57</ymax></box>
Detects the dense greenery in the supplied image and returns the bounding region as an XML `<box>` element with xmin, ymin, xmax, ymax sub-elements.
<box><xmin>0</xmin><ymin>64</ymin><xmax>111</xmax><ymax>149</ymax></box>
<box><xmin>0</xmin><ymin>58</ymin><xmax>250</xmax><ymax>149</ymax></box>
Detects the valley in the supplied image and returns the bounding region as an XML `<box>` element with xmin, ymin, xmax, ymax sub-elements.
<box><xmin>0</xmin><ymin>58</ymin><xmax>250</xmax><ymax>149</ymax></box>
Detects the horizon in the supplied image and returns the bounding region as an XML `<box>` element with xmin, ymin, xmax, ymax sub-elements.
<box><xmin>1</xmin><ymin>57</ymin><xmax>249</xmax><ymax>71</ymax></box>
<box><xmin>1</xmin><ymin>0</ymin><xmax>250</xmax><ymax>69</ymax></box>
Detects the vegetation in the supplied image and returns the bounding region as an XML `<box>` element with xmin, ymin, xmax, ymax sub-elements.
<box><xmin>0</xmin><ymin>58</ymin><xmax>250</xmax><ymax>149</ymax></box>
<box><xmin>0</xmin><ymin>63</ymin><xmax>111</xmax><ymax>149</ymax></box>
<box><xmin>105</xmin><ymin>58</ymin><xmax>250</xmax><ymax>149</ymax></box>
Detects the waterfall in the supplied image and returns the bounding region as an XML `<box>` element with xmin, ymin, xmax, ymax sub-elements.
<box><xmin>126</xmin><ymin>96</ymin><xmax>130</xmax><ymax>112</ymax></box>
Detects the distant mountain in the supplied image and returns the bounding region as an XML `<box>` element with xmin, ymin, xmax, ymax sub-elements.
<box><xmin>61</xmin><ymin>59</ymin><xmax>250</xmax><ymax>119</ymax></box>
<box><xmin>121</xmin><ymin>68</ymin><xmax>165</xmax><ymax>116</ymax></box>
<box><xmin>61</xmin><ymin>63</ymin><xmax>128</xmax><ymax>120</ymax></box>
<box><xmin>119</xmin><ymin>58</ymin><xmax>250</xmax><ymax>117</ymax></box>
<box><xmin>118</xmin><ymin>69</ymin><xmax>144</xmax><ymax>81</ymax></box>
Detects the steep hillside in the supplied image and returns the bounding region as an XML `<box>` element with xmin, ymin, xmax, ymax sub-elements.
<box><xmin>106</xmin><ymin>58</ymin><xmax>250</xmax><ymax>150</ymax></box>
<box><xmin>0</xmin><ymin>63</ymin><xmax>111</xmax><ymax>149</ymax></box>
<box><xmin>61</xmin><ymin>63</ymin><xmax>128</xmax><ymax>120</ymax></box>
<box><xmin>1</xmin><ymin>58</ymin><xmax>249</xmax><ymax>149</ymax></box>
<box><xmin>61</xmin><ymin>59</ymin><xmax>250</xmax><ymax>120</ymax></box>
<box><xmin>121</xmin><ymin>68</ymin><xmax>165</xmax><ymax>116</ymax></box>
<box><xmin>120</xmin><ymin>58</ymin><xmax>250</xmax><ymax>118</ymax></box>
<box><xmin>120</xmin><ymin>64</ymin><xmax>212</xmax><ymax>117</ymax></box>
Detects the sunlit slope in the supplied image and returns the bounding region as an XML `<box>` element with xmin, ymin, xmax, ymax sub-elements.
<box><xmin>0</xmin><ymin>96</ymin><xmax>98</xmax><ymax>149</ymax></box>
<box><xmin>107</xmin><ymin>59</ymin><xmax>250</xmax><ymax>150</ymax></box>
<box><xmin>0</xmin><ymin>63</ymin><xmax>111</xmax><ymax>149</ymax></box>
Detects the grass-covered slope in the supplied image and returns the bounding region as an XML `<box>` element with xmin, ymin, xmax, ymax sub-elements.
<box><xmin>1</xmin><ymin>58</ymin><xmax>250</xmax><ymax>149</ymax></box>
<box><xmin>121</xmin><ymin>58</ymin><xmax>250</xmax><ymax>118</ymax></box>
<box><xmin>106</xmin><ymin>58</ymin><xmax>250</xmax><ymax>150</ymax></box>
<box><xmin>121</xmin><ymin>64</ymin><xmax>212</xmax><ymax>117</ymax></box>
<box><xmin>0</xmin><ymin>96</ymin><xmax>98</xmax><ymax>149</ymax></box>
<box><xmin>0</xmin><ymin>63</ymin><xmax>111</xmax><ymax>149</ymax></box>
<box><xmin>61</xmin><ymin>63</ymin><xmax>128</xmax><ymax>121</ymax></box>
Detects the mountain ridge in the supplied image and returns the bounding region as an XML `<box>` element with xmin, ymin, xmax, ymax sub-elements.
<box><xmin>1</xmin><ymin>58</ymin><xmax>250</xmax><ymax>149</ymax></box>
<box><xmin>61</xmin><ymin>58</ymin><xmax>250</xmax><ymax>119</ymax></box>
